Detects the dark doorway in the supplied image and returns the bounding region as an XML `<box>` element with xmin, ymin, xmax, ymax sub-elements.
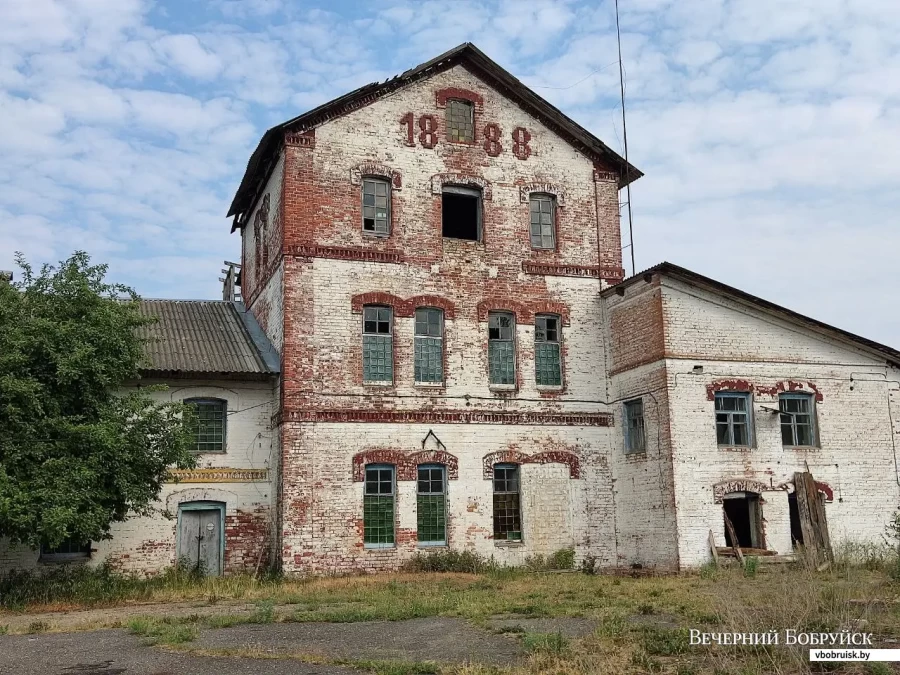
<box><xmin>442</xmin><ymin>187</ymin><xmax>481</xmax><ymax>240</ymax></box>
<box><xmin>788</xmin><ymin>492</ymin><xmax>804</xmax><ymax>547</ymax></box>
<box><xmin>723</xmin><ymin>493</ymin><xmax>763</xmax><ymax>549</ymax></box>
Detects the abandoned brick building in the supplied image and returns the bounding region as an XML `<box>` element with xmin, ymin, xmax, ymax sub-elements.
<box><xmin>2</xmin><ymin>43</ymin><xmax>899</xmax><ymax>575</ymax></box>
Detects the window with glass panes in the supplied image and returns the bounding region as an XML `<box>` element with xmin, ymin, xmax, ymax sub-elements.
<box><xmin>493</xmin><ymin>464</ymin><xmax>521</xmax><ymax>540</ymax></box>
<box><xmin>488</xmin><ymin>312</ymin><xmax>516</xmax><ymax>385</ymax></box>
<box><xmin>715</xmin><ymin>392</ymin><xmax>752</xmax><ymax>446</ymax></box>
<box><xmin>41</xmin><ymin>537</ymin><xmax>91</xmax><ymax>561</ymax></box>
<box><xmin>364</xmin><ymin>465</ymin><xmax>395</xmax><ymax>547</ymax></box>
<box><xmin>362</xmin><ymin>306</ymin><xmax>393</xmax><ymax>382</ymax></box>
<box><xmin>414</xmin><ymin>308</ymin><xmax>444</xmax><ymax>384</ymax></box>
<box><xmin>362</xmin><ymin>178</ymin><xmax>390</xmax><ymax>234</ymax></box>
<box><xmin>623</xmin><ymin>399</ymin><xmax>646</xmax><ymax>453</ymax></box>
<box><xmin>780</xmin><ymin>394</ymin><xmax>817</xmax><ymax>447</ymax></box>
<box><xmin>417</xmin><ymin>465</ymin><xmax>446</xmax><ymax>545</ymax></box>
<box><xmin>529</xmin><ymin>194</ymin><xmax>556</xmax><ymax>249</ymax></box>
<box><xmin>446</xmin><ymin>99</ymin><xmax>474</xmax><ymax>142</ymax></box>
<box><xmin>185</xmin><ymin>398</ymin><xmax>226</xmax><ymax>453</ymax></box>
<box><xmin>534</xmin><ymin>314</ymin><xmax>561</xmax><ymax>386</ymax></box>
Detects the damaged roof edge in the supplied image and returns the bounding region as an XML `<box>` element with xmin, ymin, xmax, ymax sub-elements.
<box><xmin>602</xmin><ymin>262</ymin><xmax>900</xmax><ymax>368</ymax></box>
<box><xmin>233</xmin><ymin>301</ymin><xmax>281</xmax><ymax>374</ymax></box>
<box><xmin>226</xmin><ymin>42</ymin><xmax>642</xmax><ymax>221</ymax></box>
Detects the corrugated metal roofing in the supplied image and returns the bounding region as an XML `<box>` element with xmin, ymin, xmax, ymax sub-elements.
<box><xmin>137</xmin><ymin>300</ymin><xmax>278</xmax><ymax>376</ymax></box>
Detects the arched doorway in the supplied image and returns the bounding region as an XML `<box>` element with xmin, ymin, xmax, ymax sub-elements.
<box><xmin>177</xmin><ymin>501</ymin><xmax>225</xmax><ymax>576</ymax></box>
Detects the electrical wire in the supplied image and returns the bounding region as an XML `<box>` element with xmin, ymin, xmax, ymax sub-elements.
<box><xmin>615</xmin><ymin>0</ymin><xmax>637</xmax><ymax>277</ymax></box>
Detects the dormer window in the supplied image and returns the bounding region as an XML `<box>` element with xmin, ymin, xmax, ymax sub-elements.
<box><xmin>446</xmin><ymin>99</ymin><xmax>474</xmax><ymax>142</ymax></box>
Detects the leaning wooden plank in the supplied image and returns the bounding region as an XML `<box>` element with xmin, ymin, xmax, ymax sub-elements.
<box><xmin>723</xmin><ymin>512</ymin><xmax>745</xmax><ymax>566</ymax></box>
<box><xmin>709</xmin><ymin>530</ymin><xmax>719</xmax><ymax>566</ymax></box>
<box><xmin>794</xmin><ymin>471</ymin><xmax>820</xmax><ymax>565</ymax></box>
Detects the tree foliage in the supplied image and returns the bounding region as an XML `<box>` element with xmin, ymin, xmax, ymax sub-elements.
<box><xmin>0</xmin><ymin>252</ymin><xmax>196</xmax><ymax>549</ymax></box>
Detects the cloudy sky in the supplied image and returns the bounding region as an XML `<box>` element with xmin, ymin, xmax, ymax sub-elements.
<box><xmin>2</xmin><ymin>0</ymin><xmax>898</xmax><ymax>346</ymax></box>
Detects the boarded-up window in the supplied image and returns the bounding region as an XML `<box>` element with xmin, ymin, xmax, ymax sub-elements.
<box><xmin>364</xmin><ymin>465</ymin><xmax>395</xmax><ymax>548</ymax></box>
<box><xmin>363</xmin><ymin>306</ymin><xmax>393</xmax><ymax>383</ymax></box>
<box><xmin>493</xmin><ymin>464</ymin><xmax>521</xmax><ymax>541</ymax></box>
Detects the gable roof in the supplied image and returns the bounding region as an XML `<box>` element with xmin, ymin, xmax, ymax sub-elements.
<box><xmin>602</xmin><ymin>262</ymin><xmax>900</xmax><ymax>367</ymax></box>
<box><xmin>227</xmin><ymin>42</ymin><xmax>642</xmax><ymax>222</ymax></box>
<box><xmin>137</xmin><ymin>300</ymin><xmax>280</xmax><ymax>378</ymax></box>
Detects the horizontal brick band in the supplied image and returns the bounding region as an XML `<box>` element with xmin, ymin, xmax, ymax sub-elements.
<box><xmin>168</xmin><ymin>468</ymin><xmax>269</xmax><ymax>483</ymax></box>
<box><xmin>522</xmin><ymin>262</ymin><xmax>625</xmax><ymax>282</ymax></box>
<box><xmin>286</xmin><ymin>245</ymin><xmax>403</xmax><ymax>264</ymax></box>
<box><xmin>280</xmin><ymin>409</ymin><xmax>613</xmax><ymax>426</ymax></box>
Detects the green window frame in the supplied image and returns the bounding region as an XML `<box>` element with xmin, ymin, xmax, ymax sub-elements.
<box><xmin>780</xmin><ymin>393</ymin><xmax>817</xmax><ymax>447</ymax></box>
<box><xmin>529</xmin><ymin>194</ymin><xmax>556</xmax><ymax>249</ymax></box>
<box><xmin>40</xmin><ymin>537</ymin><xmax>90</xmax><ymax>562</ymax></box>
<box><xmin>624</xmin><ymin>398</ymin><xmax>646</xmax><ymax>454</ymax></box>
<box><xmin>446</xmin><ymin>99</ymin><xmax>474</xmax><ymax>142</ymax></box>
<box><xmin>184</xmin><ymin>398</ymin><xmax>227</xmax><ymax>453</ymax></box>
<box><xmin>364</xmin><ymin>464</ymin><xmax>395</xmax><ymax>548</ymax></box>
<box><xmin>488</xmin><ymin>312</ymin><xmax>516</xmax><ymax>385</ymax></box>
<box><xmin>414</xmin><ymin>308</ymin><xmax>444</xmax><ymax>384</ymax></box>
<box><xmin>417</xmin><ymin>464</ymin><xmax>447</xmax><ymax>546</ymax></box>
<box><xmin>363</xmin><ymin>305</ymin><xmax>393</xmax><ymax>383</ymax></box>
<box><xmin>492</xmin><ymin>463</ymin><xmax>522</xmax><ymax>541</ymax></box>
<box><xmin>715</xmin><ymin>392</ymin><xmax>753</xmax><ymax>447</ymax></box>
<box><xmin>534</xmin><ymin>314</ymin><xmax>562</xmax><ymax>386</ymax></box>
<box><xmin>362</xmin><ymin>178</ymin><xmax>390</xmax><ymax>235</ymax></box>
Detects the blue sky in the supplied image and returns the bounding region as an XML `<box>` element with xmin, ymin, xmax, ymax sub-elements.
<box><xmin>2</xmin><ymin>0</ymin><xmax>899</xmax><ymax>346</ymax></box>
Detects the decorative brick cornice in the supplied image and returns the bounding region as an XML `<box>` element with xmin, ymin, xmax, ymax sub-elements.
<box><xmin>280</xmin><ymin>409</ymin><xmax>613</xmax><ymax>427</ymax></box>
<box><xmin>168</xmin><ymin>468</ymin><xmax>269</xmax><ymax>483</ymax></box>
<box><xmin>712</xmin><ymin>479</ymin><xmax>774</xmax><ymax>503</ymax></box>
<box><xmin>705</xmin><ymin>379</ymin><xmax>823</xmax><ymax>402</ymax></box>
<box><xmin>350</xmin><ymin>162</ymin><xmax>402</xmax><ymax>189</ymax></box>
<box><xmin>476</xmin><ymin>298</ymin><xmax>533</xmax><ymax>323</ymax></box>
<box><xmin>285</xmin><ymin>129</ymin><xmax>315</xmax><ymax>148</ymax></box>
<box><xmin>286</xmin><ymin>245</ymin><xmax>403</xmax><ymax>264</ymax></box>
<box><xmin>352</xmin><ymin>448</ymin><xmax>459</xmax><ymax>481</ymax></box>
<box><xmin>519</xmin><ymin>183</ymin><xmax>567</xmax><ymax>207</ymax></box>
<box><xmin>593</xmin><ymin>167</ymin><xmax>618</xmax><ymax>183</ymax></box>
<box><xmin>482</xmin><ymin>450</ymin><xmax>580</xmax><ymax>479</ymax></box>
<box><xmin>522</xmin><ymin>262</ymin><xmax>625</xmax><ymax>282</ymax></box>
<box><xmin>350</xmin><ymin>293</ymin><xmax>457</xmax><ymax>319</ymax></box>
<box><xmin>435</xmin><ymin>87</ymin><xmax>484</xmax><ymax>109</ymax></box>
<box><xmin>431</xmin><ymin>173</ymin><xmax>492</xmax><ymax>200</ymax></box>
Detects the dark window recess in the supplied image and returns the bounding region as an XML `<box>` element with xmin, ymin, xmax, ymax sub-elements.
<box><xmin>41</xmin><ymin>537</ymin><xmax>91</xmax><ymax>561</ymax></box>
<box><xmin>788</xmin><ymin>492</ymin><xmax>804</xmax><ymax>548</ymax></box>
<box><xmin>723</xmin><ymin>493</ymin><xmax>763</xmax><ymax>549</ymax></box>
<box><xmin>442</xmin><ymin>187</ymin><xmax>481</xmax><ymax>241</ymax></box>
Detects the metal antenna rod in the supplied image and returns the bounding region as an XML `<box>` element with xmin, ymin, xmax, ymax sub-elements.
<box><xmin>615</xmin><ymin>0</ymin><xmax>636</xmax><ymax>277</ymax></box>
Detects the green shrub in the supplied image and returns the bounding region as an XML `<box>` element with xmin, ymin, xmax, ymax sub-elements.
<box><xmin>522</xmin><ymin>631</ymin><xmax>569</xmax><ymax>656</ymax></box>
<box><xmin>743</xmin><ymin>556</ymin><xmax>759</xmax><ymax>578</ymax></box>
<box><xmin>403</xmin><ymin>550</ymin><xmax>496</xmax><ymax>574</ymax></box>
<box><xmin>640</xmin><ymin>626</ymin><xmax>690</xmax><ymax>656</ymax></box>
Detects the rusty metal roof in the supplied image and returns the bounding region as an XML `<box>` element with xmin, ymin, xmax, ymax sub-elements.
<box><xmin>227</xmin><ymin>42</ymin><xmax>642</xmax><ymax>223</ymax></box>
<box><xmin>137</xmin><ymin>300</ymin><xmax>279</xmax><ymax>377</ymax></box>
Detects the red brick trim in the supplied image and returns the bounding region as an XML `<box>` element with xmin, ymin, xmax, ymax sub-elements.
<box><xmin>593</xmin><ymin>167</ymin><xmax>618</xmax><ymax>183</ymax></box>
<box><xmin>482</xmin><ymin>450</ymin><xmax>580</xmax><ymax>479</ymax></box>
<box><xmin>712</xmin><ymin>478</ymin><xmax>774</xmax><ymax>503</ymax></box>
<box><xmin>519</xmin><ymin>183</ymin><xmax>567</xmax><ymax>207</ymax></box>
<box><xmin>431</xmin><ymin>173</ymin><xmax>492</xmax><ymax>200</ymax></box>
<box><xmin>706</xmin><ymin>379</ymin><xmax>823</xmax><ymax>402</ymax></box>
<box><xmin>286</xmin><ymin>245</ymin><xmax>403</xmax><ymax>264</ymax></box>
<box><xmin>476</xmin><ymin>299</ymin><xmax>533</xmax><ymax>323</ymax></box>
<box><xmin>280</xmin><ymin>409</ymin><xmax>613</xmax><ymax>427</ymax></box>
<box><xmin>285</xmin><ymin>129</ymin><xmax>315</xmax><ymax>148</ymax></box>
<box><xmin>350</xmin><ymin>162</ymin><xmax>402</xmax><ymax>189</ymax></box>
<box><xmin>814</xmin><ymin>481</ymin><xmax>834</xmax><ymax>502</ymax></box>
<box><xmin>522</xmin><ymin>262</ymin><xmax>625</xmax><ymax>282</ymax></box>
<box><xmin>402</xmin><ymin>295</ymin><xmax>457</xmax><ymax>319</ymax></box>
<box><xmin>351</xmin><ymin>292</ymin><xmax>405</xmax><ymax>313</ymax></box>
<box><xmin>435</xmin><ymin>87</ymin><xmax>484</xmax><ymax>109</ymax></box>
<box><xmin>530</xmin><ymin>301</ymin><xmax>570</xmax><ymax>326</ymax></box>
<box><xmin>352</xmin><ymin>448</ymin><xmax>460</xmax><ymax>481</ymax></box>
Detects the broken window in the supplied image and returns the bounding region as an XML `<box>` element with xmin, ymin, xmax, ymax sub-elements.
<box><xmin>442</xmin><ymin>186</ymin><xmax>482</xmax><ymax>241</ymax></box>
<box><xmin>362</xmin><ymin>305</ymin><xmax>393</xmax><ymax>383</ymax></box>
<box><xmin>488</xmin><ymin>312</ymin><xmax>516</xmax><ymax>385</ymax></box>
<box><xmin>624</xmin><ymin>398</ymin><xmax>646</xmax><ymax>454</ymax></box>
<box><xmin>723</xmin><ymin>492</ymin><xmax>763</xmax><ymax>549</ymax></box>
<box><xmin>417</xmin><ymin>464</ymin><xmax>447</xmax><ymax>546</ymax></box>
<box><xmin>534</xmin><ymin>314</ymin><xmax>561</xmax><ymax>386</ymax></box>
<box><xmin>529</xmin><ymin>194</ymin><xmax>556</xmax><ymax>249</ymax></box>
<box><xmin>493</xmin><ymin>463</ymin><xmax>521</xmax><ymax>541</ymax></box>
<box><xmin>364</xmin><ymin>464</ymin><xmax>395</xmax><ymax>548</ymax></box>
<box><xmin>40</xmin><ymin>537</ymin><xmax>90</xmax><ymax>562</ymax></box>
<box><xmin>446</xmin><ymin>99</ymin><xmax>474</xmax><ymax>142</ymax></box>
<box><xmin>715</xmin><ymin>392</ymin><xmax>752</xmax><ymax>446</ymax></box>
<box><xmin>780</xmin><ymin>393</ymin><xmax>816</xmax><ymax>447</ymax></box>
<box><xmin>184</xmin><ymin>398</ymin><xmax>227</xmax><ymax>453</ymax></box>
<box><xmin>414</xmin><ymin>308</ymin><xmax>444</xmax><ymax>384</ymax></box>
<box><xmin>362</xmin><ymin>178</ymin><xmax>390</xmax><ymax>235</ymax></box>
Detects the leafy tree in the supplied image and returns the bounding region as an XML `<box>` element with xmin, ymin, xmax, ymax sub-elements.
<box><xmin>0</xmin><ymin>252</ymin><xmax>196</xmax><ymax>550</ymax></box>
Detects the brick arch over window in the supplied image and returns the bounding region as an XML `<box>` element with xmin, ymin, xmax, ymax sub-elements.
<box><xmin>403</xmin><ymin>295</ymin><xmax>456</xmax><ymax>319</ymax></box>
<box><xmin>519</xmin><ymin>183</ymin><xmax>567</xmax><ymax>207</ymax></box>
<box><xmin>482</xmin><ymin>450</ymin><xmax>580</xmax><ymax>479</ymax></box>
<box><xmin>350</xmin><ymin>162</ymin><xmax>402</xmax><ymax>189</ymax></box>
<box><xmin>351</xmin><ymin>292</ymin><xmax>404</xmax><ymax>313</ymax></box>
<box><xmin>476</xmin><ymin>299</ymin><xmax>533</xmax><ymax>323</ymax></box>
<box><xmin>352</xmin><ymin>449</ymin><xmax>460</xmax><ymax>482</ymax></box>
<box><xmin>435</xmin><ymin>87</ymin><xmax>484</xmax><ymax>110</ymax></box>
<box><xmin>431</xmin><ymin>173</ymin><xmax>492</xmax><ymax>200</ymax></box>
<box><xmin>712</xmin><ymin>479</ymin><xmax>771</xmax><ymax>504</ymax></box>
<box><xmin>530</xmin><ymin>301</ymin><xmax>570</xmax><ymax>326</ymax></box>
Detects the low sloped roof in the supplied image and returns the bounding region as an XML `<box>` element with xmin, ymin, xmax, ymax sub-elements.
<box><xmin>136</xmin><ymin>300</ymin><xmax>279</xmax><ymax>378</ymax></box>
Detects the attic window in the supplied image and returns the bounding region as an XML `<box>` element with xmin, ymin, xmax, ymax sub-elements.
<box><xmin>442</xmin><ymin>186</ymin><xmax>481</xmax><ymax>241</ymax></box>
<box><xmin>446</xmin><ymin>99</ymin><xmax>474</xmax><ymax>142</ymax></box>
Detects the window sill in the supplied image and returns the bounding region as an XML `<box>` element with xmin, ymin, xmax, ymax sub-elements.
<box><xmin>624</xmin><ymin>450</ymin><xmax>647</xmax><ymax>459</ymax></box>
<box><xmin>40</xmin><ymin>556</ymin><xmax>91</xmax><ymax>565</ymax></box>
<box><xmin>717</xmin><ymin>445</ymin><xmax>753</xmax><ymax>452</ymax></box>
<box><xmin>489</xmin><ymin>384</ymin><xmax>517</xmax><ymax>393</ymax></box>
<box><xmin>363</xmin><ymin>381</ymin><xmax>394</xmax><ymax>388</ymax></box>
<box><xmin>414</xmin><ymin>382</ymin><xmax>445</xmax><ymax>390</ymax></box>
<box><xmin>494</xmin><ymin>540</ymin><xmax>524</xmax><ymax>548</ymax></box>
<box><xmin>364</xmin><ymin>543</ymin><xmax>396</xmax><ymax>550</ymax></box>
<box><xmin>784</xmin><ymin>445</ymin><xmax>820</xmax><ymax>451</ymax></box>
<box><xmin>362</xmin><ymin>231</ymin><xmax>391</xmax><ymax>239</ymax></box>
<box><xmin>536</xmin><ymin>385</ymin><xmax>564</xmax><ymax>393</ymax></box>
<box><xmin>417</xmin><ymin>542</ymin><xmax>448</xmax><ymax>549</ymax></box>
